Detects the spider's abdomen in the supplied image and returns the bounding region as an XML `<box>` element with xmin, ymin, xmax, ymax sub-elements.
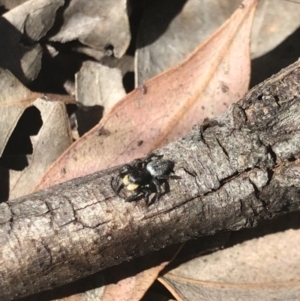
<box><xmin>146</xmin><ymin>159</ymin><xmax>174</xmax><ymax>178</ymax></box>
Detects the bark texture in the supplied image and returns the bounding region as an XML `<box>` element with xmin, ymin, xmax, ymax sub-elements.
<box><xmin>2</xmin><ymin>60</ymin><xmax>300</xmax><ymax>300</ymax></box>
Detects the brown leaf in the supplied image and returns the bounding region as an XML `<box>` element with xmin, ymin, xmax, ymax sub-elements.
<box><xmin>136</xmin><ymin>0</ymin><xmax>300</xmax><ymax>87</ymax></box>
<box><xmin>76</xmin><ymin>61</ymin><xmax>126</xmax><ymax>110</ymax></box>
<box><xmin>101</xmin><ymin>245</ymin><xmax>183</xmax><ymax>301</ymax></box>
<box><xmin>49</xmin><ymin>0</ymin><xmax>130</xmax><ymax>58</ymax></box>
<box><xmin>34</xmin><ymin>0</ymin><xmax>257</xmax><ymax>191</ymax></box>
<box><xmin>75</xmin><ymin>61</ymin><xmax>126</xmax><ymax>135</ymax></box>
<box><xmin>136</xmin><ymin>0</ymin><xmax>242</xmax><ymax>85</ymax></box>
<box><xmin>251</xmin><ymin>0</ymin><xmax>300</xmax><ymax>59</ymax></box>
<box><xmin>101</xmin><ymin>263</ymin><xmax>170</xmax><ymax>301</ymax></box>
<box><xmin>0</xmin><ymin>1</ymin><xmax>30</xmax><ymax>10</ymax></box>
<box><xmin>0</xmin><ymin>69</ymin><xmax>39</xmax><ymax>156</ymax></box>
<box><xmin>159</xmin><ymin>229</ymin><xmax>300</xmax><ymax>301</ymax></box>
<box><xmin>250</xmin><ymin>0</ymin><xmax>300</xmax><ymax>86</ymax></box>
<box><xmin>9</xmin><ymin>97</ymin><xmax>73</xmax><ymax>199</ymax></box>
<box><xmin>0</xmin><ymin>0</ymin><xmax>64</xmax><ymax>83</ymax></box>
<box><xmin>0</xmin><ymin>69</ymin><xmax>72</xmax><ymax>200</ymax></box>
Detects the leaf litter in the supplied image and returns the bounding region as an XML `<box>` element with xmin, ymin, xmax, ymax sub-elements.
<box><xmin>1</xmin><ymin>0</ymin><xmax>300</xmax><ymax>300</ymax></box>
<box><xmin>34</xmin><ymin>0</ymin><xmax>256</xmax><ymax>192</ymax></box>
<box><xmin>0</xmin><ymin>69</ymin><xmax>73</xmax><ymax>200</ymax></box>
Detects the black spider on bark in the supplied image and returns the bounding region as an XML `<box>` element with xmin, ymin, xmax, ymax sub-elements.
<box><xmin>111</xmin><ymin>154</ymin><xmax>176</xmax><ymax>205</ymax></box>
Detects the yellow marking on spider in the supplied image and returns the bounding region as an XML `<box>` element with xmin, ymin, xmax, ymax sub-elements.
<box><xmin>127</xmin><ymin>183</ymin><xmax>139</xmax><ymax>191</ymax></box>
<box><xmin>122</xmin><ymin>175</ymin><xmax>139</xmax><ymax>190</ymax></box>
<box><xmin>122</xmin><ymin>175</ymin><xmax>130</xmax><ymax>185</ymax></box>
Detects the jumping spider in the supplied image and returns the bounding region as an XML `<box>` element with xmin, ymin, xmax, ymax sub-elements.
<box><xmin>111</xmin><ymin>154</ymin><xmax>175</xmax><ymax>205</ymax></box>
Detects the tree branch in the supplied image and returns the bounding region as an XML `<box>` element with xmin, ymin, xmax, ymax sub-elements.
<box><xmin>2</xmin><ymin>60</ymin><xmax>300</xmax><ymax>300</ymax></box>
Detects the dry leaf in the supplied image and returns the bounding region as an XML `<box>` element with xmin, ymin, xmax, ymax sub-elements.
<box><xmin>159</xmin><ymin>229</ymin><xmax>300</xmax><ymax>301</ymax></box>
<box><xmin>250</xmin><ymin>0</ymin><xmax>300</xmax><ymax>86</ymax></box>
<box><xmin>101</xmin><ymin>263</ymin><xmax>170</xmax><ymax>301</ymax></box>
<box><xmin>136</xmin><ymin>0</ymin><xmax>300</xmax><ymax>86</ymax></box>
<box><xmin>251</xmin><ymin>0</ymin><xmax>300</xmax><ymax>59</ymax></box>
<box><xmin>0</xmin><ymin>69</ymin><xmax>72</xmax><ymax>200</ymax></box>
<box><xmin>76</xmin><ymin>61</ymin><xmax>126</xmax><ymax>110</ymax></box>
<box><xmin>0</xmin><ymin>69</ymin><xmax>39</xmax><ymax>156</ymax></box>
<box><xmin>34</xmin><ymin>0</ymin><xmax>257</xmax><ymax>191</ymax></box>
<box><xmin>75</xmin><ymin>61</ymin><xmax>126</xmax><ymax>135</ymax></box>
<box><xmin>9</xmin><ymin>97</ymin><xmax>73</xmax><ymax>199</ymax></box>
<box><xmin>49</xmin><ymin>0</ymin><xmax>130</xmax><ymax>58</ymax></box>
<box><xmin>100</xmin><ymin>245</ymin><xmax>183</xmax><ymax>301</ymax></box>
<box><xmin>0</xmin><ymin>1</ymin><xmax>30</xmax><ymax>9</ymax></box>
<box><xmin>0</xmin><ymin>0</ymin><xmax>64</xmax><ymax>83</ymax></box>
<box><xmin>136</xmin><ymin>0</ymin><xmax>241</xmax><ymax>85</ymax></box>
<box><xmin>2</xmin><ymin>0</ymin><xmax>299</xmax><ymax>300</ymax></box>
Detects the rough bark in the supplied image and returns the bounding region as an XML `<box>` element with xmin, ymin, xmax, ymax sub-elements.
<box><xmin>2</xmin><ymin>60</ymin><xmax>300</xmax><ymax>300</ymax></box>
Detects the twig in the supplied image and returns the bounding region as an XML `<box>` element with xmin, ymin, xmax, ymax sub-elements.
<box><xmin>2</xmin><ymin>59</ymin><xmax>300</xmax><ymax>300</ymax></box>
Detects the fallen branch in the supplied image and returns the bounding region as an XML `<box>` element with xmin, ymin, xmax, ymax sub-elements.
<box><xmin>2</xmin><ymin>60</ymin><xmax>300</xmax><ymax>300</ymax></box>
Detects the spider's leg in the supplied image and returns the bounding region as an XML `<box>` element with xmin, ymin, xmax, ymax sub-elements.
<box><xmin>152</xmin><ymin>178</ymin><xmax>161</xmax><ymax>202</ymax></box>
<box><xmin>111</xmin><ymin>175</ymin><xmax>124</xmax><ymax>195</ymax></box>
<box><xmin>116</xmin><ymin>182</ymin><xmax>124</xmax><ymax>195</ymax></box>
<box><xmin>157</xmin><ymin>173</ymin><xmax>181</xmax><ymax>182</ymax></box>
<box><xmin>157</xmin><ymin>175</ymin><xmax>170</xmax><ymax>180</ymax></box>
<box><xmin>144</xmin><ymin>190</ymin><xmax>152</xmax><ymax>206</ymax></box>
<box><xmin>125</xmin><ymin>191</ymin><xmax>142</xmax><ymax>202</ymax></box>
<box><xmin>111</xmin><ymin>176</ymin><xmax>117</xmax><ymax>193</ymax></box>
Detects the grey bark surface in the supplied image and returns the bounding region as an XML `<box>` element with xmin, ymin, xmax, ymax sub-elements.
<box><xmin>2</xmin><ymin>60</ymin><xmax>300</xmax><ymax>300</ymax></box>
